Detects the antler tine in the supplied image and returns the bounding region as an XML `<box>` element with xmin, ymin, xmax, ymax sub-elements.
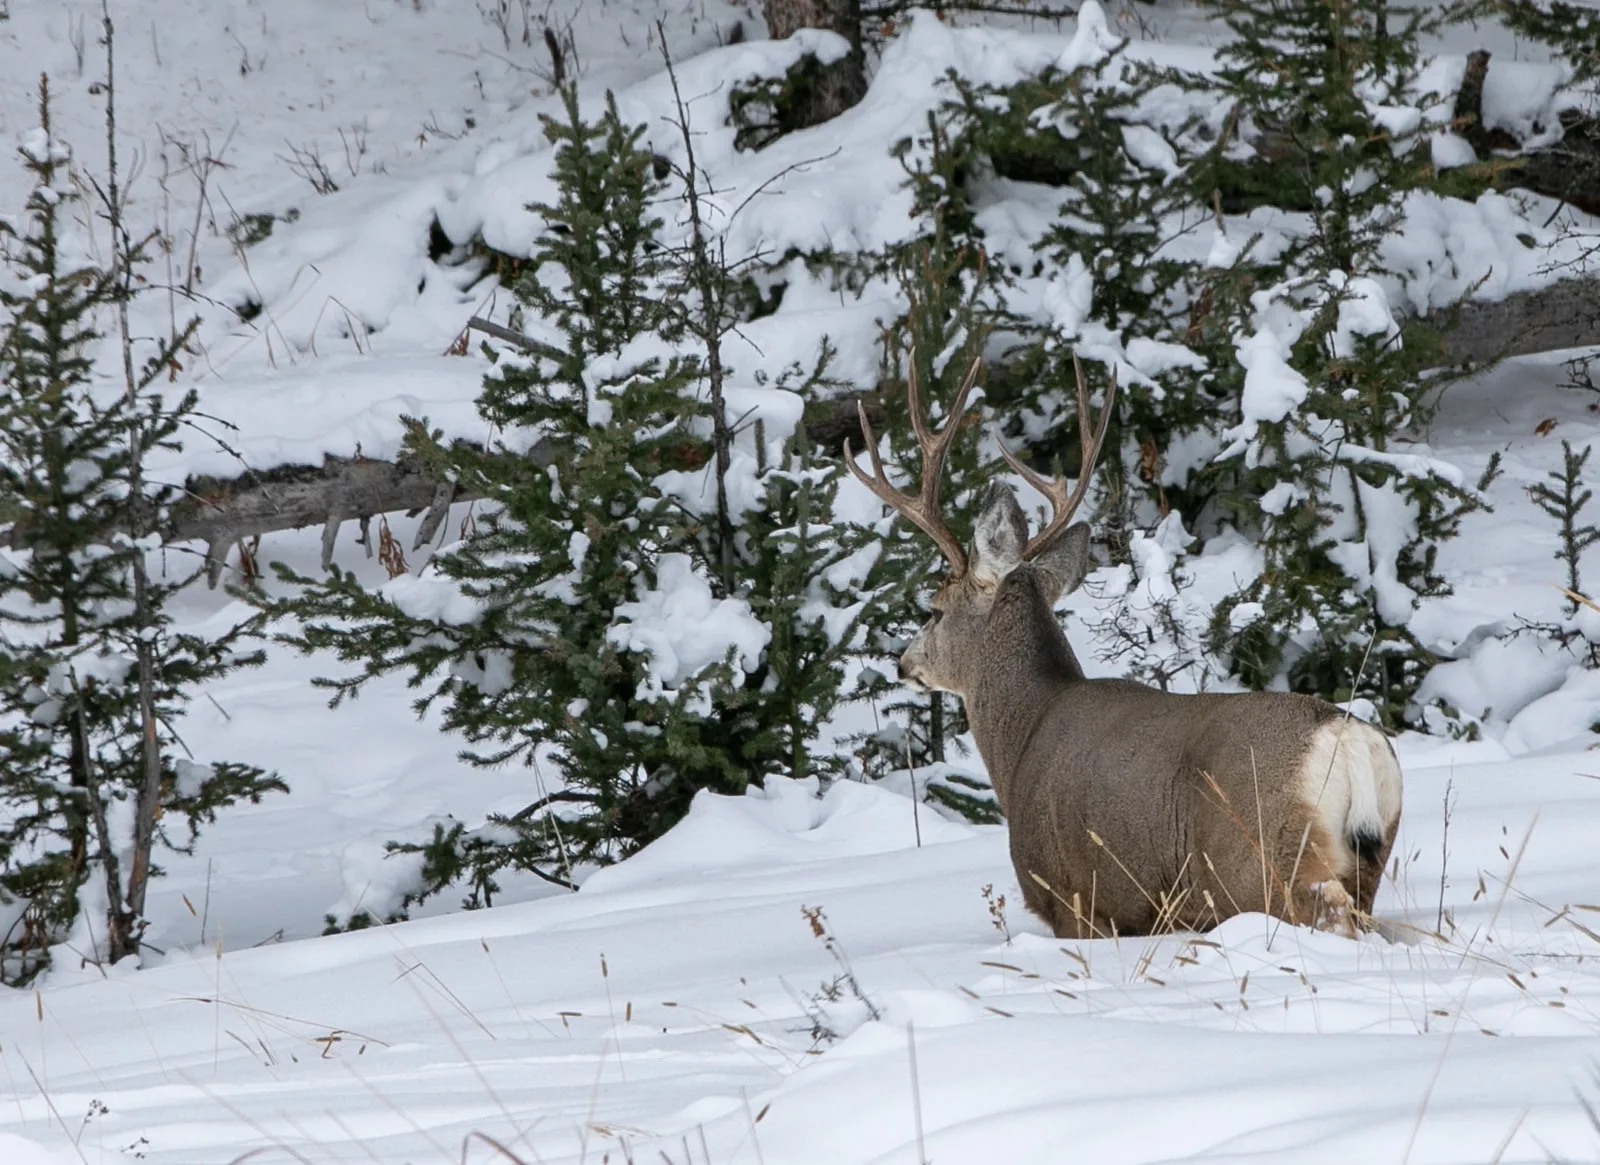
<box><xmin>909</xmin><ymin>352</ymin><xmax>983</xmax><ymax>494</ymax></box>
<box><xmin>996</xmin><ymin>353</ymin><xmax>1119</xmax><ymax>560</ymax></box>
<box><xmin>843</xmin><ymin>351</ymin><xmax>983</xmax><ymax>575</ymax></box>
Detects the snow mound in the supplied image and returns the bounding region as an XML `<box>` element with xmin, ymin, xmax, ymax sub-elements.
<box><xmin>584</xmin><ymin>775</ymin><xmax>974</xmax><ymax>894</ymax></box>
<box><xmin>0</xmin><ymin>1135</ymin><xmax>74</xmax><ymax>1165</ymax></box>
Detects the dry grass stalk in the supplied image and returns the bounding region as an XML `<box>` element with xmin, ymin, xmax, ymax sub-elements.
<box><xmin>377</xmin><ymin>516</ymin><xmax>409</xmax><ymax>578</ymax></box>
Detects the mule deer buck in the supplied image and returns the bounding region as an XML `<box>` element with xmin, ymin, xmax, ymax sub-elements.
<box><xmin>845</xmin><ymin>354</ymin><xmax>1402</xmax><ymax>939</ymax></box>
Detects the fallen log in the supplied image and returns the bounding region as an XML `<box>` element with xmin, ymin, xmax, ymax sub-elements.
<box><xmin>154</xmin><ymin>317</ymin><xmax>885</xmax><ymax>586</ymax></box>
<box><xmin>174</xmin><ymin>452</ymin><xmax>486</xmax><ymax>587</ymax></box>
<box><xmin>1453</xmin><ymin>48</ymin><xmax>1600</xmax><ymax>218</ymax></box>
<box><xmin>1427</xmin><ymin>276</ymin><xmax>1600</xmax><ymax>366</ymax></box>
<box><xmin>1220</xmin><ymin>48</ymin><xmax>1600</xmax><ymax>219</ymax></box>
<box><xmin>30</xmin><ymin>277</ymin><xmax>1600</xmax><ymax>590</ymax></box>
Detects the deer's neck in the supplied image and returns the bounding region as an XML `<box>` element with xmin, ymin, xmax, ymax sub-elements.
<box><xmin>962</xmin><ymin>567</ymin><xmax>1083</xmax><ymax>811</ymax></box>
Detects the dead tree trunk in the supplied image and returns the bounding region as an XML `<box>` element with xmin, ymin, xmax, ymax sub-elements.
<box><xmin>1453</xmin><ymin>49</ymin><xmax>1600</xmax><ymax>217</ymax></box>
<box><xmin>761</xmin><ymin>0</ymin><xmax>868</xmax><ymax>127</ymax></box>
<box><xmin>124</xmin><ymin>382</ymin><xmax>886</xmax><ymax>588</ymax></box>
<box><xmin>1427</xmin><ymin>277</ymin><xmax>1600</xmax><ymax>366</ymax></box>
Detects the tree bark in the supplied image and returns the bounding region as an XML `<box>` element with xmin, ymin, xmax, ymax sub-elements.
<box><xmin>173</xmin><ymin>453</ymin><xmax>492</xmax><ymax>582</ymax></box>
<box><xmin>1426</xmin><ymin>277</ymin><xmax>1600</xmax><ymax>366</ymax></box>
<box><xmin>103</xmin><ymin>3</ymin><xmax>152</xmax><ymax>965</ymax></box>
<box><xmin>763</xmin><ymin>0</ymin><xmax>861</xmax><ymax>46</ymax></box>
<box><xmin>761</xmin><ymin>0</ymin><xmax>869</xmax><ymax>127</ymax></box>
<box><xmin>1450</xmin><ymin>49</ymin><xmax>1600</xmax><ymax>217</ymax></box>
<box><xmin>120</xmin><ymin>391</ymin><xmax>885</xmax><ymax>587</ymax></box>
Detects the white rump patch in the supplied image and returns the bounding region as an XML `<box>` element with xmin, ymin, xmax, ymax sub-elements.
<box><xmin>1298</xmin><ymin>719</ymin><xmax>1403</xmax><ymax>872</ymax></box>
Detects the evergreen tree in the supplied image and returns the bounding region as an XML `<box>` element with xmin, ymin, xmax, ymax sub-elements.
<box><xmin>843</xmin><ymin>105</ymin><xmax>1014</xmax><ymax>776</ymax></box>
<box><xmin>269</xmin><ymin>86</ymin><xmax>881</xmax><ymax>908</ymax></box>
<box><xmin>1527</xmin><ymin>440</ymin><xmax>1600</xmax><ymax>617</ymax></box>
<box><xmin>953</xmin><ymin>2</ymin><xmax>1219</xmax><ymax>538</ymax></box>
<box><xmin>0</xmin><ymin>78</ymin><xmax>279</xmax><ymax>980</ymax></box>
<box><xmin>864</xmin><ymin>8</ymin><xmax>1236</xmax><ymax>732</ymax></box>
<box><xmin>1501</xmin><ymin>0</ymin><xmax>1600</xmax><ymax>88</ymax></box>
<box><xmin>270</xmin><ymin>88</ymin><xmax>727</xmax><ymax>904</ymax></box>
<box><xmin>651</xmin><ymin>47</ymin><xmax>897</xmax><ymax>792</ymax></box>
<box><xmin>734</xmin><ymin>400</ymin><xmax>883</xmax><ymax>786</ymax></box>
<box><xmin>1192</xmin><ymin>0</ymin><xmax>1494</xmax><ymax>721</ymax></box>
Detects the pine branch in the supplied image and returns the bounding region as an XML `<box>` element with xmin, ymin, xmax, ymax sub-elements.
<box><xmin>1528</xmin><ymin>440</ymin><xmax>1599</xmax><ymax>611</ymax></box>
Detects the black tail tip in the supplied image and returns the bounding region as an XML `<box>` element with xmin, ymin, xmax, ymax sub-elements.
<box><xmin>1350</xmin><ymin>826</ymin><xmax>1385</xmax><ymax>865</ymax></box>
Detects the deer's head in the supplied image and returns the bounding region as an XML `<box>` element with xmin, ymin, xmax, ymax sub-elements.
<box><xmin>845</xmin><ymin>353</ymin><xmax>1115</xmax><ymax>697</ymax></box>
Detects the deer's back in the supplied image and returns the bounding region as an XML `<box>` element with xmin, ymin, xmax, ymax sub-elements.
<box><xmin>1002</xmin><ymin>681</ymin><xmax>1347</xmax><ymax>934</ymax></box>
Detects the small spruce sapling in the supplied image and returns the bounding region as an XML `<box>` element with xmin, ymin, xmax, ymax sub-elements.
<box><xmin>1522</xmin><ymin>439</ymin><xmax>1600</xmax><ymax>667</ymax></box>
<box><xmin>267</xmin><ymin>86</ymin><xmax>724</xmax><ymax>907</ymax></box>
<box><xmin>1529</xmin><ymin>440</ymin><xmax>1600</xmax><ymax>614</ymax></box>
<box><xmin>0</xmin><ymin>76</ymin><xmax>279</xmax><ymax>979</ymax></box>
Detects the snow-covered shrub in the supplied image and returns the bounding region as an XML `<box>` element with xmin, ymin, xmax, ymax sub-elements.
<box><xmin>1194</xmin><ymin>0</ymin><xmax>1499</xmax><ymax>723</ymax></box>
<box><xmin>269</xmin><ymin>86</ymin><xmax>893</xmax><ymax>905</ymax></box>
<box><xmin>837</xmin><ymin>0</ymin><xmax>1503</xmax><ymax>728</ymax></box>
<box><xmin>1084</xmin><ymin>513</ymin><xmax>1227</xmax><ymax>693</ymax></box>
<box><xmin>883</xmin><ymin>6</ymin><xmax>1257</xmax><ymax>726</ymax></box>
<box><xmin>951</xmin><ymin>1</ymin><xmax>1222</xmax><ymax>535</ymax></box>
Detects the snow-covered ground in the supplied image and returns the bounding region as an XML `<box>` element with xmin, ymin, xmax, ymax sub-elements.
<box><xmin>3</xmin><ymin>1</ymin><xmax>1600</xmax><ymax>1161</ymax></box>
<box><xmin>5</xmin><ymin>752</ymin><xmax>1600</xmax><ymax>1164</ymax></box>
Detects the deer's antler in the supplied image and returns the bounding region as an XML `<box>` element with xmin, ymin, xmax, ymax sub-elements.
<box><xmin>844</xmin><ymin>351</ymin><xmax>982</xmax><ymax>576</ymax></box>
<box><xmin>996</xmin><ymin>353</ymin><xmax>1118</xmax><ymax>560</ymax></box>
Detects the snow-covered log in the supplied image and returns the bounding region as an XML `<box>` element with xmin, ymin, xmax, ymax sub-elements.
<box><xmin>10</xmin><ymin>286</ymin><xmax>1591</xmax><ymax>589</ymax></box>
<box><xmin>1431</xmin><ymin>277</ymin><xmax>1600</xmax><ymax>365</ymax></box>
<box><xmin>142</xmin><ymin>317</ymin><xmax>886</xmax><ymax>587</ymax></box>
<box><xmin>1453</xmin><ymin>49</ymin><xmax>1600</xmax><ymax>218</ymax></box>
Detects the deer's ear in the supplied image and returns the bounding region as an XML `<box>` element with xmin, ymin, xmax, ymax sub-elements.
<box><xmin>971</xmin><ymin>481</ymin><xmax>1027</xmax><ymax>586</ymax></box>
<box><xmin>1033</xmin><ymin>522</ymin><xmax>1093</xmax><ymax>600</ymax></box>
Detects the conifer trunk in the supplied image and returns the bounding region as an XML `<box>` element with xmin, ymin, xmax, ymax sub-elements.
<box><xmin>662</xmin><ymin>32</ymin><xmax>738</xmax><ymax>595</ymax></box>
<box><xmin>760</xmin><ymin>0</ymin><xmax>868</xmax><ymax>124</ymax></box>
<box><xmin>102</xmin><ymin>2</ymin><xmax>156</xmax><ymax>963</ymax></box>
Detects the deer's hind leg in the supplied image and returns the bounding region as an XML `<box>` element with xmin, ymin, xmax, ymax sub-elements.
<box><xmin>1016</xmin><ymin>866</ymin><xmax>1104</xmax><ymax>940</ymax></box>
<box><xmin>1284</xmin><ymin>872</ymin><xmax>1357</xmax><ymax>937</ymax></box>
<box><xmin>1283</xmin><ymin>822</ymin><xmax>1358</xmax><ymax>938</ymax></box>
<box><xmin>1308</xmin><ymin>879</ymin><xmax>1357</xmax><ymax>937</ymax></box>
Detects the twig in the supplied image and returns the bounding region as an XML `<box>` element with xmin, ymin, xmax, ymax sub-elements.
<box><xmin>907</xmin><ymin>1022</ymin><xmax>928</xmax><ymax>1165</ymax></box>
<box><xmin>904</xmin><ymin>735</ymin><xmax>923</xmax><ymax>847</ymax></box>
<box><xmin>1437</xmin><ymin>776</ymin><xmax>1455</xmax><ymax>935</ymax></box>
<box><xmin>466</xmin><ymin>314</ymin><xmax>566</xmax><ymax>361</ymax></box>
